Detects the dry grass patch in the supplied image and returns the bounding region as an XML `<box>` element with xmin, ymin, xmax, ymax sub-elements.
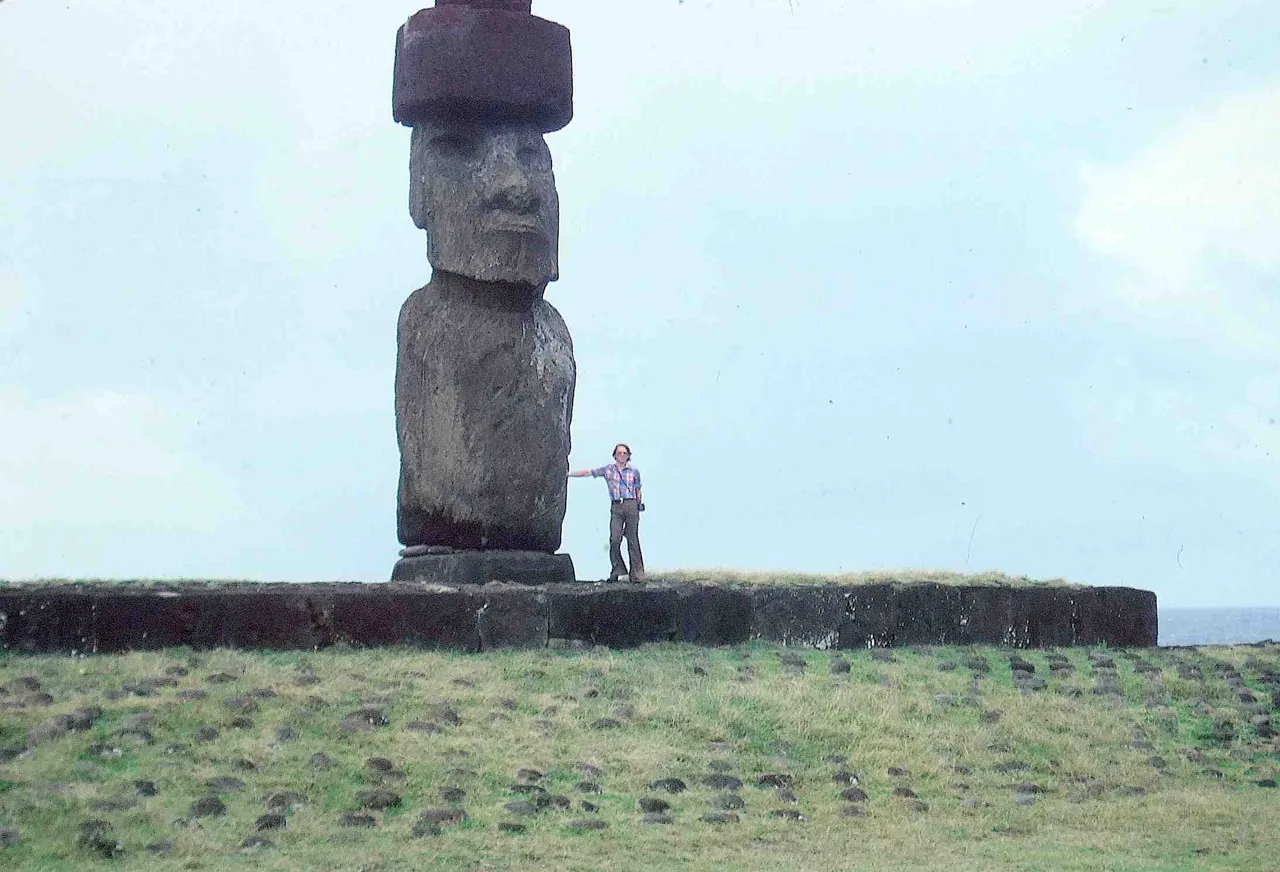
<box><xmin>1</xmin><ymin>569</ymin><xmax>1084</xmax><ymax>590</ymax></box>
<box><xmin>648</xmin><ymin>568</ymin><xmax>1082</xmax><ymax>589</ymax></box>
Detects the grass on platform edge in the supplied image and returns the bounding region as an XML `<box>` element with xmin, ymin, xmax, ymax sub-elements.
<box><xmin>0</xmin><ymin>569</ymin><xmax>1084</xmax><ymax>590</ymax></box>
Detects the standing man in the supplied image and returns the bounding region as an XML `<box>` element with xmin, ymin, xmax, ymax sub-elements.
<box><xmin>570</xmin><ymin>444</ymin><xmax>646</xmax><ymax>582</ymax></box>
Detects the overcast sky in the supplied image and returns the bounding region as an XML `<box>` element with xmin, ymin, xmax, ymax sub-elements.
<box><xmin>2</xmin><ymin>0</ymin><xmax>1277</xmax><ymax>607</ymax></box>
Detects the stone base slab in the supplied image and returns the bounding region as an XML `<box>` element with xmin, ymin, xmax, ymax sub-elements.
<box><xmin>0</xmin><ymin>581</ymin><xmax>1157</xmax><ymax>654</ymax></box>
<box><xmin>390</xmin><ymin>551</ymin><xmax>575</xmax><ymax>586</ymax></box>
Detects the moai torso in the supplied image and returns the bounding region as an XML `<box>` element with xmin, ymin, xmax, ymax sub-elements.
<box><xmin>391</xmin><ymin>1</ymin><xmax>576</xmax><ymax>553</ymax></box>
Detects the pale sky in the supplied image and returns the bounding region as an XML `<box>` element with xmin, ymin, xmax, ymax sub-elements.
<box><xmin>2</xmin><ymin>0</ymin><xmax>1278</xmax><ymax>608</ymax></box>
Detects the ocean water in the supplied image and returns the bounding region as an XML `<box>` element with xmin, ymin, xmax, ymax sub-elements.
<box><xmin>1159</xmin><ymin>607</ymin><xmax>1280</xmax><ymax>647</ymax></box>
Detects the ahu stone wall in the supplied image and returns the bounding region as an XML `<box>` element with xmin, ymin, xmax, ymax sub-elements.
<box><xmin>0</xmin><ymin>581</ymin><xmax>1157</xmax><ymax>653</ymax></box>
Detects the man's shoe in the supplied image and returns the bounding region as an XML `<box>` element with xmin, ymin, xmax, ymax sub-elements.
<box><xmin>630</xmin><ymin>571</ymin><xmax>646</xmax><ymax>582</ymax></box>
<box><xmin>606</xmin><ymin>575</ymin><xmax>620</xmax><ymax>583</ymax></box>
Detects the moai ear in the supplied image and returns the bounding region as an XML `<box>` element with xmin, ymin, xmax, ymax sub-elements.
<box><xmin>392</xmin><ymin>2</ymin><xmax>573</xmax><ymax>133</ymax></box>
<box><xmin>407</xmin><ymin>127</ymin><xmax>430</xmax><ymax>230</ymax></box>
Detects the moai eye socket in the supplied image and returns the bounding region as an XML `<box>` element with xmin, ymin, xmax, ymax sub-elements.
<box><xmin>517</xmin><ymin>144</ymin><xmax>552</xmax><ymax>172</ymax></box>
<box><xmin>428</xmin><ymin>130</ymin><xmax>481</xmax><ymax>161</ymax></box>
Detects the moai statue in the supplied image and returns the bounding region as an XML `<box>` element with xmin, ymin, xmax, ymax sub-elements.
<box><xmin>390</xmin><ymin>0</ymin><xmax>577</xmax><ymax>585</ymax></box>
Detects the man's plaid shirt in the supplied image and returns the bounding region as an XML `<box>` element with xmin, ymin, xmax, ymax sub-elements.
<box><xmin>591</xmin><ymin>463</ymin><xmax>642</xmax><ymax>501</ymax></box>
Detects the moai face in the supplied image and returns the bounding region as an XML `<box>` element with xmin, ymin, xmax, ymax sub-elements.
<box><xmin>410</xmin><ymin>122</ymin><xmax>560</xmax><ymax>290</ymax></box>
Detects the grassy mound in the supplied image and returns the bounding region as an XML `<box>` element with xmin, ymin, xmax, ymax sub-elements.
<box><xmin>0</xmin><ymin>642</ymin><xmax>1276</xmax><ymax>871</ymax></box>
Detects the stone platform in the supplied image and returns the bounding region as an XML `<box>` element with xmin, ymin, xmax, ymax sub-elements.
<box><xmin>391</xmin><ymin>550</ymin><xmax>575</xmax><ymax>586</ymax></box>
<box><xmin>0</xmin><ymin>580</ymin><xmax>1156</xmax><ymax>653</ymax></box>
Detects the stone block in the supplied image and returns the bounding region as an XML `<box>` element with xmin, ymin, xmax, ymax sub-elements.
<box><xmin>1073</xmin><ymin>587</ymin><xmax>1158</xmax><ymax>646</ymax></box>
<box><xmin>0</xmin><ymin>591</ymin><xmax>94</xmax><ymax>653</ymax></box>
<box><xmin>330</xmin><ymin>588</ymin><xmax>480</xmax><ymax>651</ymax></box>
<box><xmin>477</xmin><ymin>584</ymin><xmax>548</xmax><ymax>649</ymax></box>
<box><xmin>90</xmin><ymin>593</ymin><xmax>205</xmax><ymax>651</ymax></box>
<box><xmin>391</xmin><ymin>550</ymin><xmax>574</xmax><ymax>585</ymax></box>
<box><xmin>92</xmin><ymin>590</ymin><xmax>326</xmax><ymax>652</ymax></box>
<box><xmin>1014</xmin><ymin>587</ymin><xmax>1078</xmax><ymax>648</ymax></box>
<box><xmin>548</xmin><ymin>586</ymin><xmax>680</xmax><ymax>648</ymax></box>
<box><xmin>393</xmin><ymin>5</ymin><xmax>573</xmax><ymax>132</ymax></box>
<box><xmin>213</xmin><ymin>592</ymin><xmax>329</xmax><ymax>650</ymax></box>
<box><xmin>954</xmin><ymin>586</ymin><xmax>1016</xmax><ymax>645</ymax></box>
<box><xmin>839</xmin><ymin>584</ymin><xmax>896</xmax><ymax>648</ymax></box>
<box><xmin>749</xmin><ymin>586</ymin><xmax>846</xmax><ymax>648</ymax></box>
<box><xmin>892</xmin><ymin>583</ymin><xmax>968</xmax><ymax>646</ymax></box>
<box><xmin>675</xmin><ymin>585</ymin><xmax>753</xmax><ymax>645</ymax></box>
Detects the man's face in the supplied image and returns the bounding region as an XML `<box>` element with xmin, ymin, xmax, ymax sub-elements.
<box><xmin>409</xmin><ymin>122</ymin><xmax>559</xmax><ymax>289</ymax></box>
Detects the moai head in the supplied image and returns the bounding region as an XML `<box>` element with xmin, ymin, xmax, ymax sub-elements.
<box><xmin>409</xmin><ymin>122</ymin><xmax>559</xmax><ymax>288</ymax></box>
<box><xmin>393</xmin><ymin>0</ymin><xmax>572</xmax><ymax>292</ymax></box>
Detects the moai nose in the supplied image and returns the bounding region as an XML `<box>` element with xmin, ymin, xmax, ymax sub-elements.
<box><xmin>487</xmin><ymin>162</ymin><xmax>540</xmax><ymax>214</ymax></box>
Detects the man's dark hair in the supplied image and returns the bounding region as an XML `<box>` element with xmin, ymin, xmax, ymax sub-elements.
<box><xmin>613</xmin><ymin>443</ymin><xmax>631</xmax><ymax>458</ymax></box>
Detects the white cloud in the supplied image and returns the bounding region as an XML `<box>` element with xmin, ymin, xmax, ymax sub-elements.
<box><xmin>0</xmin><ymin>388</ymin><xmax>244</xmax><ymax>538</ymax></box>
<box><xmin>1076</xmin><ymin>83</ymin><xmax>1280</xmax><ymax>356</ymax></box>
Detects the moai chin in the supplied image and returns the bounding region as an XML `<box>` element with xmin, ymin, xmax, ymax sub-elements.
<box><xmin>390</xmin><ymin>0</ymin><xmax>577</xmax><ymax>584</ymax></box>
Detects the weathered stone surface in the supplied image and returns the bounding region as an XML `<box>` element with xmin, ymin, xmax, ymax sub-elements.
<box><xmin>90</xmin><ymin>594</ymin><xmax>210</xmax><ymax>650</ymax></box>
<box><xmin>1014</xmin><ymin>587</ymin><xmax>1078</xmax><ymax>648</ymax></box>
<box><xmin>952</xmin><ymin>587</ymin><xmax>1016</xmax><ymax>645</ymax></box>
<box><xmin>549</xmin><ymin>586</ymin><xmax>680</xmax><ymax>647</ymax></box>
<box><xmin>892</xmin><ymin>584</ymin><xmax>966</xmax><ymax>645</ymax></box>
<box><xmin>675</xmin><ymin>584</ymin><xmax>753</xmax><ymax>645</ymax></box>
<box><xmin>840</xmin><ymin>584</ymin><xmax>897</xmax><ymax>648</ymax></box>
<box><xmin>437</xmin><ymin>0</ymin><xmax>533</xmax><ymax>8</ymax></box>
<box><xmin>1073</xmin><ymin>587</ymin><xmax>1158</xmax><ymax>647</ymax></box>
<box><xmin>393</xmin><ymin>5</ymin><xmax>573</xmax><ymax>132</ymax></box>
<box><xmin>750</xmin><ymin>586</ymin><xmax>847</xmax><ymax>648</ymax></box>
<box><xmin>0</xmin><ymin>588</ymin><xmax>329</xmax><ymax>653</ymax></box>
<box><xmin>477</xmin><ymin>584</ymin><xmax>549</xmax><ymax>650</ymax></box>
<box><xmin>94</xmin><ymin>592</ymin><xmax>323</xmax><ymax>651</ymax></box>
<box><xmin>0</xmin><ymin>590</ymin><xmax>95</xmax><ymax>652</ymax></box>
<box><xmin>392</xmin><ymin>4</ymin><xmax>576</xmax><ymax>567</ymax></box>
<box><xmin>409</xmin><ymin>126</ymin><xmax>560</xmax><ymax>287</ymax></box>
<box><xmin>396</xmin><ymin>276</ymin><xmax>575</xmax><ymax>553</ymax></box>
<box><xmin>329</xmin><ymin>588</ymin><xmax>480</xmax><ymax>651</ymax></box>
<box><xmin>0</xmin><ymin>581</ymin><xmax>1159</xmax><ymax>652</ymax></box>
<box><xmin>391</xmin><ymin>551</ymin><xmax>574</xmax><ymax>586</ymax></box>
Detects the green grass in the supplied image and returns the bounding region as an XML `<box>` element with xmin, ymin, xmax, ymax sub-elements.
<box><xmin>0</xmin><ymin>643</ymin><xmax>1276</xmax><ymax>871</ymax></box>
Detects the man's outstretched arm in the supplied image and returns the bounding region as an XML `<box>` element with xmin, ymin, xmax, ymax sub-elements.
<box><xmin>568</xmin><ymin>469</ymin><xmax>595</xmax><ymax>478</ymax></box>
